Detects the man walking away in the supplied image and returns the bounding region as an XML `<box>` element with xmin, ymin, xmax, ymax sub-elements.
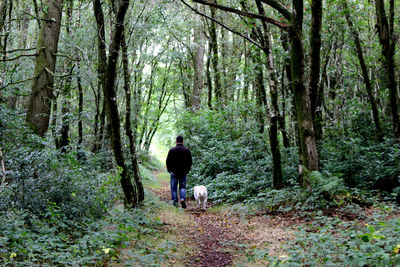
<box><xmin>166</xmin><ymin>136</ymin><xmax>192</xmax><ymax>208</ymax></box>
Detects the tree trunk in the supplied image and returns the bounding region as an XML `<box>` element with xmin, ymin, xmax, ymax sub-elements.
<box><xmin>1</xmin><ymin>0</ymin><xmax>12</xmax><ymax>62</ymax></box>
<box><xmin>0</xmin><ymin>0</ymin><xmax>7</xmax><ymax>33</ymax></box>
<box><xmin>59</xmin><ymin>67</ymin><xmax>73</xmax><ymax>152</ymax></box>
<box><xmin>308</xmin><ymin>0</ymin><xmax>323</xmax><ymax>144</ymax></box>
<box><xmin>26</xmin><ymin>0</ymin><xmax>64</xmax><ymax>136</ymax></box>
<box><xmin>59</xmin><ymin>1</ymin><xmax>74</xmax><ymax>153</ymax></box>
<box><xmin>210</xmin><ymin>6</ymin><xmax>222</xmax><ymax>107</ymax></box>
<box><xmin>93</xmin><ymin>0</ymin><xmax>108</xmax><ymax>153</ymax></box>
<box><xmin>191</xmin><ymin>21</ymin><xmax>205</xmax><ymax>112</ymax></box>
<box><xmin>51</xmin><ymin>91</ymin><xmax>60</xmax><ymax>148</ymax></box>
<box><xmin>121</xmin><ymin>31</ymin><xmax>144</xmax><ymax>203</ymax></box>
<box><xmin>280</xmin><ymin>31</ymin><xmax>293</xmax><ymax>147</ymax></box>
<box><xmin>243</xmin><ymin>42</ymin><xmax>250</xmax><ymax>103</ymax></box>
<box><xmin>96</xmin><ymin>0</ymin><xmax>137</xmax><ymax>207</ymax></box>
<box><xmin>206</xmin><ymin>39</ymin><xmax>213</xmax><ymax>109</ymax></box>
<box><xmin>375</xmin><ymin>0</ymin><xmax>399</xmax><ymax>138</ymax></box>
<box><xmin>77</xmin><ymin>62</ymin><xmax>84</xmax><ymax>154</ymax></box>
<box><xmin>342</xmin><ymin>0</ymin><xmax>382</xmax><ymax>140</ymax></box>
<box><xmin>255</xmin><ymin>0</ymin><xmax>283</xmax><ymax>189</ymax></box>
<box><xmin>291</xmin><ymin>0</ymin><xmax>319</xmax><ymax>175</ymax></box>
<box><xmin>251</xmin><ymin>46</ymin><xmax>267</xmax><ymax>134</ymax></box>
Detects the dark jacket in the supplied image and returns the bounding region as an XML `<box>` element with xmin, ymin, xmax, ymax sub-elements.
<box><xmin>166</xmin><ymin>144</ymin><xmax>192</xmax><ymax>176</ymax></box>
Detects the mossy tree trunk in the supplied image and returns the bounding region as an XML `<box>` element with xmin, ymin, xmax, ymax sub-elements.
<box><xmin>59</xmin><ymin>0</ymin><xmax>74</xmax><ymax>152</ymax></box>
<box><xmin>209</xmin><ymin>5</ymin><xmax>222</xmax><ymax>108</ymax></box>
<box><xmin>291</xmin><ymin>0</ymin><xmax>319</xmax><ymax>176</ymax></box>
<box><xmin>375</xmin><ymin>0</ymin><xmax>399</xmax><ymax>139</ymax></box>
<box><xmin>255</xmin><ymin>0</ymin><xmax>283</xmax><ymax>189</ymax></box>
<box><xmin>93</xmin><ymin>0</ymin><xmax>108</xmax><ymax>153</ymax></box>
<box><xmin>191</xmin><ymin>20</ymin><xmax>205</xmax><ymax>112</ymax></box>
<box><xmin>94</xmin><ymin>0</ymin><xmax>137</xmax><ymax>207</ymax></box>
<box><xmin>121</xmin><ymin>31</ymin><xmax>144</xmax><ymax>203</ymax></box>
<box><xmin>308</xmin><ymin>0</ymin><xmax>323</xmax><ymax>144</ymax></box>
<box><xmin>26</xmin><ymin>0</ymin><xmax>64</xmax><ymax>136</ymax></box>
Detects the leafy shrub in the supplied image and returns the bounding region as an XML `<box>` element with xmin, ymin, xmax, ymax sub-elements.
<box><xmin>176</xmin><ymin>106</ymin><xmax>299</xmax><ymax>204</ymax></box>
<box><xmin>0</xmin><ymin>203</ymin><xmax>167</xmax><ymax>265</ymax></box>
<box><xmin>267</xmin><ymin>209</ymin><xmax>400</xmax><ymax>266</ymax></box>
<box><xmin>0</xmin><ymin>105</ymin><xmax>120</xmax><ymax>218</ymax></box>
<box><xmin>321</xmin><ymin>137</ymin><xmax>400</xmax><ymax>192</ymax></box>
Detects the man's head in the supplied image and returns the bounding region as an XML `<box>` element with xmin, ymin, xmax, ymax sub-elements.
<box><xmin>176</xmin><ymin>135</ymin><xmax>184</xmax><ymax>144</ymax></box>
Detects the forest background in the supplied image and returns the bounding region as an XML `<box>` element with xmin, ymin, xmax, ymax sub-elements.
<box><xmin>0</xmin><ymin>0</ymin><xmax>400</xmax><ymax>265</ymax></box>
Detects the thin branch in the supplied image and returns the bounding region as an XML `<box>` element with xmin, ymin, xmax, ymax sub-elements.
<box><xmin>53</xmin><ymin>52</ymin><xmax>79</xmax><ymax>61</ymax></box>
<box><xmin>0</xmin><ymin>146</ymin><xmax>7</xmax><ymax>186</ymax></box>
<box><xmin>259</xmin><ymin>0</ymin><xmax>292</xmax><ymax>20</ymax></box>
<box><xmin>23</xmin><ymin>11</ymin><xmax>54</xmax><ymax>23</ymax></box>
<box><xmin>180</xmin><ymin>0</ymin><xmax>264</xmax><ymax>49</ymax></box>
<box><xmin>191</xmin><ymin>0</ymin><xmax>288</xmax><ymax>30</ymax></box>
<box><xmin>0</xmin><ymin>48</ymin><xmax>36</xmax><ymax>54</ymax></box>
<box><xmin>0</xmin><ymin>76</ymin><xmax>36</xmax><ymax>91</ymax></box>
<box><xmin>0</xmin><ymin>53</ymin><xmax>37</xmax><ymax>62</ymax></box>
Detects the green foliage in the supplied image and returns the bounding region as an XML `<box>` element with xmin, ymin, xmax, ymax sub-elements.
<box><xmin>0</xmin><ymin>106</ymin><xmax>119</xmax><ymax>218</ymax></box>
<box><xmin>321</xmin><ymin>137</ymin><xmax>400</xmax><ymax>191</ymax></box>
<box><xmin>0</xmin><ymin>203</ymin><xmax>168</xmax><ymax>265</ymax></box>
<box><xmin>176</xmin><ymin>106</ymin><xmax>299</xmax><ymax>204</ymax></box>
<box><xmin>0</xmin><ymin>105</ymin><xmax>174</xmax><ymax>265</ymax></box>
<box><xmin>266</xmin><ymin>209</ymin><xmax>400</xmax><ymax>266</ymax></box>
<box><xmin>247</xmin><ymin>171</ymin><xmax>346</xmax><ymax>213</ymax></box>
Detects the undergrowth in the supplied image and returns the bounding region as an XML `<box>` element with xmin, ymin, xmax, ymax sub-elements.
<box><xmin>0</xmin><ymin>105</ymin><xmax>174</xmax><ymax>266</ymax></box>
<box><xmin>265</xmin><ymin>207</ymin><xmax>400</xmax><ymax>266</ymax></box>
<box><xmin>175</xmin><ymin>107</ymin><xmax>400</xmax><ymax>212</ymax></box>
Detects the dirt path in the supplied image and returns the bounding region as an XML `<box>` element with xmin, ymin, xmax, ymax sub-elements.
<box><xmin>151</xmin><ymin>170</ymin><xmax>295</xmax><ymax>266</ymax></box>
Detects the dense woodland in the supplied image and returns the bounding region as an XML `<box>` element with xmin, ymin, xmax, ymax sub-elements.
<box><xmin>1</xmin><ymin>0</ymin><xmax>400</xmax><ymax>265</ymax></box>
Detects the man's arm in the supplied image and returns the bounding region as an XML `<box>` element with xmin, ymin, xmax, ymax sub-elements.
<box><xmin>166</xmin><ymin>149</ymin><xmax>172</xmax><ymax>173</ymax></box>
<box><xmin>187</xmin><ymin>149</ymin><xmax>193</xmax><ymax>172</ymax></box>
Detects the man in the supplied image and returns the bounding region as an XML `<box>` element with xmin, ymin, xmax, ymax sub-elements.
<box><xmin>166</xmin><ymin>136</ymin><xmax>192</xmax><ymax>208</ymax></box>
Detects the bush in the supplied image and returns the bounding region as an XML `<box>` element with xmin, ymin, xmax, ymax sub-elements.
<box><xmin>267</xmin><ymin>209</ymin><xmax>400</xmax><ymax>266</ymax></box>
<box><xmin>0</xmin><ymin>105</ymin><xmax>120</xmax><ymax>218</ymax></box>
<box><xmin>176</xmin><ymin>106</ymin><xmax>299</xmax><ymax>204</ymax></box>
<box><xmin>321</xmin><ymin>137</ymin><xmax>400</xmax><ymax>192</ymax></box>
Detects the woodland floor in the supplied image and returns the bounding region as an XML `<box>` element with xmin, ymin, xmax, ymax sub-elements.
<box><xmin>148</xmin><ymin>169</ymin><xmax>296</xmax><ymax>266</ymax></box>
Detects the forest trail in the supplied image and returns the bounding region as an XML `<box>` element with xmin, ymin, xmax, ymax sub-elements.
<box><xmin>150</xmin><ymin>169</ymin><xmax>295</xmax><ymax>266</ymax></box>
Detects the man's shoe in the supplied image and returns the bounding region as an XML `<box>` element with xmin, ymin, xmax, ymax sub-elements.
<box><xmin>172</xmin><ymin>201</ymin><xmax>178</xmax><ymax>207</ymax></box>
<box><xmin>180</xmin><ymin>199</ymin><xmax>187</xmax><ymax>209</ymax></box>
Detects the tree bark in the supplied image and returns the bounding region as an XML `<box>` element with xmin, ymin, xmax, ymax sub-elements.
<box><xmin>77</xmin><ymin>62</ymin><xmax>84</xmax><ymax>152</ymax></box>
<box><xmin>206</xmin><ymin>39</ymin><xmax>213</xmax><ymax>108</ymax></box>
<box><xmin>308</xmin><ymin>0</ymin><xmax>323</xmax><ymax>144</ymax></box>
<box><xmin>121</xmin><ymin>31</ymin><xmax>144</xmax><ymax>203</ymax></box>
<box><xmin>97</xmin><ymin>0</ymin><xmax>137</xmax><ymax>207</ymax></box>
<box><xmin>0</xmin><ymin>0</ymin><xmax>7</xmax><ymax>34</ymax></box>
<box><xmin>93</xmin><ymin>0</ymin><xmax>108</xmax><ymax>153</ymax></box>
<box><xmin>191</xmin><ymin>21</ymin><xmax>205</xmax><ymax>112</ymax></box>
<box><xmin>342</xmin><ymin>0</ymin><xmax>382</xmax><ymax>140</ymax></box>
<box><xmin>280</xmin><ymin>31</ymin><xmax>294</xmax><ymax>147</ymax></box>
<box><xmin>291</xmin><ymin>0</ymin><xmax>319</xmax><ymax>175</ymax></box>
<box><xmin>209</xmin><ymin>5</ymin><xmax>222</xmax><ymax>107</ymax></box>
<box><xmin>255</xmin><ymin>0</ymin><xmax>283</xmax><ymax>189</ymax></box>
<box><xmin>375</xmin><ymin>0</ymin><xmax>399</xmax><ymax>139</ymax></box>
<box><xmin>251</xmin><ymin>45</ymin><xmax>267</xmax><ymax>134</ymax></box>
<box><xmin>26</xmin><ymin>0</ymin><xmax>64</xmax><ymax>136</ymax></box>
<box><xmin>59</xmin><ymin>67</ymin><xmax>73</xmax><ymax>152</ymax></box>
<box><xmin>59</xmin><ymin>1</ymin><xmax>74</xmax><ymax>153</ymax></box>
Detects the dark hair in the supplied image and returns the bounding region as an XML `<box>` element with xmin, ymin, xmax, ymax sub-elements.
<box><xmin>176</xmin><ymin>136</ymin><xmax>184</xmax><ymax>143</ymax></box>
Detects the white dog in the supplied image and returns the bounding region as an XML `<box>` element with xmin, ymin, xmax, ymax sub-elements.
<box><xmin>193</xmin><ymin>185</ymin><xmax>208</xmax><ymax>210</ymax></box>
